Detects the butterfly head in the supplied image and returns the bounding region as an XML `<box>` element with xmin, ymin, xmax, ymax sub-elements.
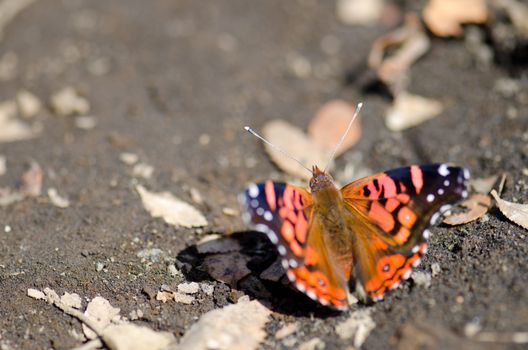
<box><xmin>310</xmin><ymin>165</ymin><xmax>336</xmax><ymax>193</ymax></box>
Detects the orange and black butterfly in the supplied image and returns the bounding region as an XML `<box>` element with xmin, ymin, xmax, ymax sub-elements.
<box><xmin>240</xmin><ymin>163</ymin><xmax>469</xmax><ymax>310</ymax></box>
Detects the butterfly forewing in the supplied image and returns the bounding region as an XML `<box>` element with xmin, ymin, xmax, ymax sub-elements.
<box><xmin>341</xmin><ymin>164</ymin><xmax>469</xmax><ymax>301</ymax></box>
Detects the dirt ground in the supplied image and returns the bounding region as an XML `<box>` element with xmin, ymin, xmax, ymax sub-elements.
<box><xmin>0</xmin><ymin>0</ymin><xmax>527</xmax><ymax>349</ymax></box>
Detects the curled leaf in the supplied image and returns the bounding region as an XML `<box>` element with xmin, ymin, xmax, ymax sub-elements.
<box><xmin>443</xmin><ymin>193</ymin><xmax>491</xmax><ymax>225</ymax></box>
<box><xmin>308</xmin><ymin>100</ymin><xmax>361</xmax><ymax>156</ymax></box>
<box><xmin>491</xmin><ymin>190</ymin><xmax>528</xmax><ymax>230</ymax></box>
<box><xmin>470</xmin><ymin>175</ymin><xmax>499</xmax><ymax>194</ymax></box>
<box><xmin>385</xmin><ymin>92</ymin><xmax>443</xmax><ymax>131</ymax></box>
<box><xmin>423</xmin><ymin>0</ymin><xmax>488</xmax><ymax>37</ymax></box>
<box><xmin>368</xmin><ymin>13</ymin><xmax>430</xmax><ymax>93</ymax></box>
<box><xmin>136</xmin><ymin>185</ymin><xmax>207</xmax><ymax>228</ymax></box>
<box><xmin>262</xmin><ymin>119</ymin><xmax>327</xmax><ymax>180</ymax></box>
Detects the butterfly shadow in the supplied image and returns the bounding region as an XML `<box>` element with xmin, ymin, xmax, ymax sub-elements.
<box><xmin>176</xmin><ymin>231</ymin><xmax>342</xmax><ymax>318</ymax></box>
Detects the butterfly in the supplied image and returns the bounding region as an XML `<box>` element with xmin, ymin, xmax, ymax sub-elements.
<box><xmin>239</xmin><ymin>163</ymin><xmax>470</xmax><ymax>310</ymax></box>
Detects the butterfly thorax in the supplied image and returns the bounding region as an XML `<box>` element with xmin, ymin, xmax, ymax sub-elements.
<box><xmin>309</xmin><ymin>167</ymin><xmax>353</xmax><ymax>262</ymax></box>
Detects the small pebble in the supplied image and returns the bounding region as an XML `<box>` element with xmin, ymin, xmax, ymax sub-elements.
<box><xmin>222</xmin><ymin>207</ymin><xmax>239</xmax><ymax>216</ymax></box>
<box><xmin>177</xmin><ymin>282</ymin><xmax>200</xmax><ymax>294</ymax></box>
<box><xmin>95</xmin><ymin>262</ymin><xmax>105</xmax><ymax>272</ymax></box>
<box><xmin>75</xmin><ymin>116</ymin><xmax>97</xmax><ymax>129</ymax></box>
<box><xmin>201</xmin><ymin>283</ymin><xmax>214</xmax><ymax>296</ymax></box>
<box><xmin>16</xmin><ymin>90</ymin><xmax>41</xmax><ymax>118</ymax></box>
<box><xmin>119</xmin><ymin>152</ymin><xmax>139</xmax><ymax>165</ymax></box>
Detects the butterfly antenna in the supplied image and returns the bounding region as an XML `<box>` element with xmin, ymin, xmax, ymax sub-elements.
<box><xmin>244</xmin><ymin>126</ymin><xmax>312</xmax><ymax>175</ymax></box>
<box><xmin>323</xmin><ymin>102</ymin><xmax>363</xmax><ymax>172</ymax></box>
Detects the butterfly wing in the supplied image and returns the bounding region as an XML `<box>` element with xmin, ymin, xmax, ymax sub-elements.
<box><xmin>240</xmin><ymin>181</ymin><xmax>349</xmax><ymax>309</ymax></box>
<box><xmin>341</xmin><ymin>164</ymin><xmax>470</xmax><ymax>301</ymax></box>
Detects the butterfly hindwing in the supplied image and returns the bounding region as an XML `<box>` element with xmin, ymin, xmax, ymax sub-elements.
<box><xmin>240</xmin><ymin>181</ymin><xmax>349</xmax><ymax>309</ymax></box>
<box><xmin>341</xmin><ymin>164</ymin><xmax>469</xmax><ymax>301</ymax></box>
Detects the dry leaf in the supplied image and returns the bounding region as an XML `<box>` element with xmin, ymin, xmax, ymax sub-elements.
<box><xmin>470</xmin><ymin>175</ymin><xmax>499</xmax><ymax>194</ymax></box>
<box><xmin>262</xmin><ymin>119</ymin><xmax>327</xmax><ymax>180</ymax></box>
<box><xmin>82</xmin><ymin>296</ymin><xmax>122</xmax><ymax>340</ymax></box>
<box><xmin>308</xmin><ymin>100</ymin><xmax>361</xmax><ymax>156</ymax></box>
<box><xmin>336</xmin><ymin>0</ymin><xmax>385</xmax><ymax>26</ymax></box>
<box><xmin>20</xmin><ymin>161</ymin><xmax>43</xmax><ymax>197</ymax></box>
<box><xmin>176</xmin><ymin>297</ymin><xmax>271</xmax><ymax>350</ymax></box>
<box><xmin>16</xmin><ymin>89</ymin><xmax>41</xmax><ymax>118</ymax></box>
<box><xmin>48</xmin><ymin>188</ymin><xmax>70</xmax><ymax>208</ymax></box>
<box><xmin>50</xmin><ymin>86</ymin><xmax>90</xmax><ymax>116</ymax></box>
<box><xmin>102</xmin><ymin>324</ymin><xmax>175</xmax><ymax>350</ymax></box>
<box><xmin>0</xmin><ymin>100</ymin><xmax>38</xmax><ymax>143</ymax></box>
<box><xmin>369</xmin><ymin>14</ymin><xmax>430</xmax><ymax>93</ymax></box>
<box><xmin>443</xmin><ymin>193</ymin><xmax>491</xmax><ymax>225</ymax></box>
<box><xmin>492</xmin><ymin>0</ymin><xmax>528</xmax><ymax>38</ymax></box>
<box><xmin>423</xmin><ymin>0</ymin><xmax>488</xmax><ymax>37</ymax></box>
<box><xmin>136</xmin><ymin>185</ymin><xmax>207</xmax><ymax>228</ymax></box>
<box><xmin>335</xmin><ymin>309</ymin><xmax>376</xmax><ymax>348</ymax></box>
<box><xmin>491</xmin><ymin>190</ymin><xmax>528</xmax><ymax>230</ymax></box>
<box><xmin>385</xmin><ymin>92</ymin><xmax>443</xmax><ymax>131</ymax></box>
<box><xmin>0</xmin><ymin>155</ymin><xmax>5</xmax><ymax>176</ymax></box>
<box><xmin>202</xmin><ymin>252</ymin><xmax>252</xmax><ymax>287</ymax></box>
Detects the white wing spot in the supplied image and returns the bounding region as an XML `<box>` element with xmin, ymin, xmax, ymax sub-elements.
<box><xmin>268</xmin><ymin>232</ymin><xmax>279</xmax><ymax>244</ymax></box>
<box><xmin>430</xmin><ymin>212</ymin><xmax>440</xmax><ymax>225</ymax></box>
<box><xmin>278</xmin><ymin>245</ymin><xmax>287</xmax><ymax>255</ymax></box>
<box><xmin>307</xmin><ymin>290</ymin><xmax>317</xmax><ymax>300</ymax></box>
<box><xmin>440</xmin><ymin>204</ymin><xmax>452</xmax><ymax>213</ymax></box>
<box><xmin>287</xmin><ymin>270</ymin><xmax>295</xmax><ymax>281</ymax></box>
<box><xmin>403</xmin><ymin>269</ymin><xmax>412</xmax><ymax>279</ymax></box>
<box><xmin>264</xmin><ymin>211</ymin><xmax>273</xmax><ymax>221</ymax></box>
<box><xmin>462</xmin><ymin>190</ymin><xmax>468</xmax><ymax>198</ymax></box>
<box><xmin>250</xmin><ymin>199</ymin><xmax>259</xmax><ymax>208</ymax></box>
<box><xmin>319</xmin><ymin>298</ymin><xmax>329</xmax><ymax>306</ymax></box>
<box><xmin>423</xmin><ymin>229</ymin><xmax>431</xmax><ymax>239</ymax></box>
<box><xmin>242</xmin><ymin>212</ymin><xmax>251</xmax><ymax>223</ymax></box>
<box><xmin>438</xmin><ymin>164</ymin><xmax>450</xmax><ymax>176</ymax></box>
<box><xmin>289</xmin><ymin>259</ymin><xmax>298</xmax><ymax>268</ymax></box>
<box><xmin>248</xmin><ymin>184</ymin><xmax>259</xmax><ymax>198</ymax></box>
<box><xmin>463</xmin><ymin>168</ymin><xmax>470</xmax><ymax>180</ymax></box>
<box><xmin>412</xmin><ymin>245</ymin><xmax>419</xmax><ymax>253</ymax></box>
<box><xmin>427</xmin><ymin>194</ymin><xmax>435</xmax><ymax>202</ymax></box>
<box><xmin>412</xmin><ymin>258</ymin><xmax>422</xmax><ymax>267</ymax></box>
<box><xmin>256</xmin><ymin>207</ymin><xmax>264</xmax><ymax>216</ymax></box>
<box><xmin>438</xmin><ymin>188</ymin><xmax>444</xmax><ymax>195</ymax></box>
<box><xmin>296</xmin><ymin>282</ymin><xmax>306</xmax><ymax>292</ymax></box>
<box><xmin>391</xmin><ymin>282</ymin><xmax>400</xmax><ymax>290</ymax></box>
<box><xmin>444</xmin><ymin>179</ymin><xmax>450</xmax><ymax>187</ymax></box>
<box><xmin>281</xmin><ymin>259</ymin><xmax>289</xmax><ymax>269</ymax></box>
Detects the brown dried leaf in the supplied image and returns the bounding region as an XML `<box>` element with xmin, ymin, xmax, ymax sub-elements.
<box><xmin>470</xmin><ymin>175</ymin><xmax>499</xmax><ymax>194</ymax></box>
<box><xmin>176</xmin><ymin>297</ymin><xmax>271</xmax><ymax>350</ymax></box>
<box><xmin>202</xmin><ymin>252</ymin><xmax>251</xmax><ymax>287</ymax></box>
<box><xmin>136</xmin><ymin>185</ymin><xmax>207</xmax><ymax>228</ymax></box>
<box><xmin>491</xmin><ymin>190</ymin><xmax>528</xmax><ymax>230</ymax></box>
<box><xmin>385</xmin><ymin>92</ymin><xmax>443</xmax><ymax>131</ymax></box>
<box><xmin>423</xmin><ymin>0</ymin><xmax>488</xmax><ymax>37</ymax></box>
<box><xmin>308</xmin><ymin>100</ymin><xmax>361</xmax><ymax>156</ymax></box>
<box><xmin>369</xmin><ymin>14</ymin><xmax>430</xmax><ymax>93</ymax></box>
<box><xmin>443</xmin><ymin>193</ymin><xmax>491</xmax><ymax>225</ymax></box>
<box><xmin>102</xmin><ymin>324</ymin><xmax>175</xmax><ymax>350</ymax></box>
<box><xmin>262</xmin><ymin>119</ymin><xmax>327</xmax><ymax>180</ymax></box>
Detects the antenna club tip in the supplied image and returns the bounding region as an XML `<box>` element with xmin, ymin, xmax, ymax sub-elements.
<box><xmin>357</xmin><ymin>102</ymin><xmax>363</xmax><ymax>108</ymax></box>
<box><xmin>244</xmin><ymin>126</ymin><xmax>250</xmax><ymax>131</ymax></box>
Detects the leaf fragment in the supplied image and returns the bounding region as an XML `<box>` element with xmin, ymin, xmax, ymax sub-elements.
<box><xmin>491</xmin><ymin>190</ymin><xmax>528</xmax><ymax>230</ymax></box>
<box><xmin>136</xmin><ymin>185</ymin><xmax>207</xmax><ymax>228</ymax></box>
<box><xmin>443</xmin><ymin>193</ymin><xmax>491</xmax><ymax>225</ymax></box>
